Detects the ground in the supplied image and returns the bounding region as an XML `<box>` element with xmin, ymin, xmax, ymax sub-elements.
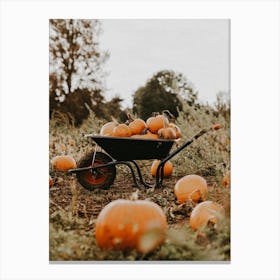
<box><xmin>49</xmin><ymin>110</ymin><xmax>230</xmax><ymax>261</ymax></box>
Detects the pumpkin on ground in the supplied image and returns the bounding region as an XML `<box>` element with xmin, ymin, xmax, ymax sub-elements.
<box><xmin>174</xmin><ymin>174</ymin><xmax>208</xmax><ymax>203</ymax></box>
<box><xmin>189</xmin><ymin>201</ymin><xmax>224</xmax><ymax>230</ymax></box>
<box><xmin>51</xmin><ymin>155</ymin><xmax>77</xmax><ymax>172</ymax></box>
<box><xmin>95</xmin><ymin>199</ymin><xmax>167</xmax><ymax>254</ymax></box>
<box><xmin>151</xmin><ymin>160</ymin><xmax>173</xmax><ymax>177</ymax></box>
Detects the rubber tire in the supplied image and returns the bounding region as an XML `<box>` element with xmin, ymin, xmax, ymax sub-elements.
<box><xmin>76</xmin><ymin>150</ymin><xmax>116</xmax><ymax>191</ymax></box>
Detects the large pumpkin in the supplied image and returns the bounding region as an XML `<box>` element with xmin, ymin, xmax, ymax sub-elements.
<box><xmin>189</xmin><ymin>201</ymin><xmax>224</xmax><ymax>230</ymax></box>
<box><xmin>95</xmin><ymin>199</ymin><xmax>167</xmax><ymax>253</ymax></box>
<box><xmin>51</xmin><ymin>155</ymin><xmax>77</xmax><ymax>172</ymax></box>
<box><xmin>174</xmin><ymin>174</ymin><xmax>208</xmax><ymax>203</ymax></box>
<box><xmin>151</xmin><ymin>160</ymin><xmax>173</xmax><ymax>177</ymax></box>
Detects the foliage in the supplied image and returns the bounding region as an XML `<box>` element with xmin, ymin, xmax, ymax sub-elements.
<box><xmin>214</xmin><ymin>91</ymin><xmax>230</xmax><ymax>123</ymax></box>
<box><xmin>49</xmin><ymin>19</ymin><xmax>109</xmax><ymax>125</ymax></box>
<box><xmin>132</xmin><ymin>70</ymin><xmax>197</xmax><ymax>120</ymax></box>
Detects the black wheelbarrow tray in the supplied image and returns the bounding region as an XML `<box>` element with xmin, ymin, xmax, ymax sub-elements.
<box><xmin>68</xmin><ymin>124</ymin><xmax>222</xmax><ymax>190</ymax></box>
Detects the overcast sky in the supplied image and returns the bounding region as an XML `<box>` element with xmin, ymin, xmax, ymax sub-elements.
<box><xmin>99</xmin><ymin>19</ymin><xmax>230</xmax><ymax>108</ymax></box>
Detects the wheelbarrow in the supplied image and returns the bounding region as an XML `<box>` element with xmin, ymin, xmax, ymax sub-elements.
<box><xmin>68</xmin><ymin>124</ymin><xmax>221</xmax><ymax>190</ymax></box>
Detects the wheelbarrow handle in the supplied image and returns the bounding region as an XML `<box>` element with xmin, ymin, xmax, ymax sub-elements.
<box><xmin>161</xmin><ymin>124</ymin><xmax>222</xmax><ymax>164</ymax></box>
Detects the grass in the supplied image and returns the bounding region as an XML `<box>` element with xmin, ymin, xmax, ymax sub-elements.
<box><xmin>49</xmin><ymin>104</ymin><xmax>230</xmax><ymax>261</ymax></box>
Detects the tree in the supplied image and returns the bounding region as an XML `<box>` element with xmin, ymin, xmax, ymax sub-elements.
<box><xmin>132</xmin><ymin>70</ymin><xmax>196</xmax><ymax>120</ymax></box>
<box><xmin>214</xmin><ymin>91</ymin><xmax>230</xmax><ymax>122</ymax></box>
<box><xmin>49</xmin><ymin>19</ymin><xmax>109</xmax><ymax>125</ymax></box>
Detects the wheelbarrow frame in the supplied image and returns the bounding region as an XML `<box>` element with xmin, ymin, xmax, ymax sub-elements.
<box><xmin>68</xmin><ymin>126</ymin><xmax>220</xmax><ymax>189</ymax></box>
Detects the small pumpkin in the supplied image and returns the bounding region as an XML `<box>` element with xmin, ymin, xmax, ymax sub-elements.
<box><xmin>113</xmin><ymin>124</ymin><xmax>132</xmax><ymax>137</ymax></box>
<box><xmin>100</xmin><ymin>121</ymin><xmax>118</xmax><ymax>136</ymax></box>
<box><xmin>168</xmin><ymin>123</ymin><xmax>182</xmax><ymax>139</ymax></box>
<box><xmin>157</xmin><ymin>117</ymin><xmax>176</xmax><ymax>140</ymax></box>
<box><xmin>51</xmin><ymin>155</ymin><xmax>77</xmax><ymax>172</ymax></box>
<box><xmin>151</xmin><ymin>160</ymin><xmax>173</xmax><ymax>177</ymax></box>
<box><xmin>174</xmin><ymin>174</ymin><xmax>208</xmax><ymax>203</ymax></box>
<box><xmin>146</xmin><ymin>114</ymin><xmax>169</xmax><ymax>134</ymax></box>
<box><xmin>95</xmin><ymin>199</ymin><xmax>167</xmax><ymax>253</ymax></box>
<box><xmin>189</xmin><ymin>201</ymin><xmax>224</xmax><ymax>230</ymax></box>
<box><xmin>127</xmin><ymin>113</ymin><xmax>147</xmax><ymax>135</ymax></box>
<box><xmin>158</xmin><ymin>127</ymin><xmax>177</xmax><ymax>139</ymax></box>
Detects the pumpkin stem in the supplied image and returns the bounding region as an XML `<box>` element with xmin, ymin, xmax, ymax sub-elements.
<box><xmin>111</xmin><ymin>116</ymin><xmax>119</xmax><ymax>124</ymax></box>
<box><xmin>163</xmin><ymin>116</ymin><xmax>169</xmax><ymax>129</ymax></box>
<box><xmin>190</xmin><ymin>189</ymin><xmax>201</xmax><ymax>203</ymax></box>
<box><xmin>126</xmin><ymin>113</ymin><xmax>134</xmax><ymax>123</ymax></box>
<box><xmin>152</xmin><ymin>111</ymin><xmax>160</xmax><ymax>117</ymax></box>
<box><xmin>162</xmin><ymin>110</ymin><xmax>175</xmax><ymax>120</ymax></box>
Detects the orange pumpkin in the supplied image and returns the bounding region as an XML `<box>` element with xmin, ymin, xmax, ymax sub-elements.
<box><xmin>174</xmin><ymin>174</ymin><xmax>208</xmax><ymax>203</ymax></box>
<box><xmin>51</xmin><ymin>155</ymin><xmax>77</xmax><ymax>172</ymax></box>
<box><xmin>95</xmin><ymin>199</ymin><xmax>167</xmax><ymax>253</ymax></box>
<box><xmin>158</xmin><ymin>127</ymin><xmax>177</xmax><ymax>139</ymax></box>
<box><xmin>168</xmin><ymin>123</ymin><xmax>182</xmax><ymax>139</ymax></box>
<box><xmin>189</xmin><ymin>201</ymin><xmax>224</xmax><ymax>230</ymax></box>
<box><xmin>146</xmin><ymin>115</ymin><xmax>169</xmax><ymax>134</ymax></box>
<box><xmin>113</xmin><ymin>124</ymin><xmax>132</xmax><ymax>137</ymax></box>
<box><xmin>127</xmin><ymin>113</ymin><xmax>147</xmax><ymax>135</ymax></box>
<box><xmin>100</xmin><ymin>121</ymin><xmax>118</xmax><ymax>136</ymax></box>
<box><xmin>151</xmin><ymin>160</ymin><xmax>173</xmax><ymax>177</ymax></box>
<box><xmin>157</xmin><ymin>116</ymin><xmax>176</xmax><ymax>139</ymax></box>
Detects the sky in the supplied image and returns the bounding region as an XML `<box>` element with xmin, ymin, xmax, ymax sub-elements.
<box><xmin>99</xmin><ymin>19</ymin><xmax>230</xmax><ymax>108</ymax></box>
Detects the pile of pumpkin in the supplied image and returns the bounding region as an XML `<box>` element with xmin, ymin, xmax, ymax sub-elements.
<box><xmin>100</xmin><ymin>112</ymin><xmax>181</xmax><ymax>140</ymax></box>
<box><xmin>94</xmin><ymin>174</ymin><xmax>225</xmax><ymax>254</ymax></box>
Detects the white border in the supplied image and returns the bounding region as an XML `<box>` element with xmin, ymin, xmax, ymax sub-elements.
<box><xmin>0</xmin><ymin>1</ymin><xmax>279</xmax><ymax>279</ymax></box>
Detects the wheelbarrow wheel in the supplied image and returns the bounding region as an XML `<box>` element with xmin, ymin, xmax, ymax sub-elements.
<box><xmin>76</xmin><ymin>150</ymin><xmax>116</xmax><ymax>191</ymax></box>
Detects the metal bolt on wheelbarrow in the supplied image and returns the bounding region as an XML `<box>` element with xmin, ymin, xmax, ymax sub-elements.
<box><xmin>68</xmin><ymin>124</ymin><xmax>222</xmax><ymax>191</ymax></box>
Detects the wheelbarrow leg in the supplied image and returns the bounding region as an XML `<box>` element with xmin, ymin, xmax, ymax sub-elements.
<box><xmin>130</xmin><ymin>160</ymin><xmax>161</xmax><ymax>188</ymax></box>
<box><xmin>115</xmin><ymin>161</ymin><xmax>142</xmax><ymax>188</ymax></box>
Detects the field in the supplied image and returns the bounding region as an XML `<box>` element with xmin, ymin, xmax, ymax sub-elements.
<box><xmin>49</xmin><ymin>105</ymin><xmax>230</xmax><ymax>261</ymax></box>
